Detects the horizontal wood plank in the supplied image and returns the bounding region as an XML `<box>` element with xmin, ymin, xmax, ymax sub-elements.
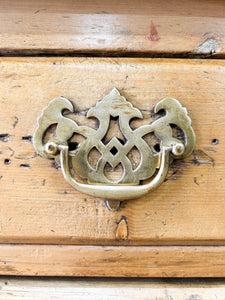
<box><xmin>1</xmin><ymin>278</ymin><xmax>225</xmax><ymax>299</ymax></box>
<box><xmin>0</xmin><ymin>0</ymin><xmax>225</xmax><ymax>56</ymax></box>
<box><xmin>0</xmin><ymin>245</ymin><xmax>225</xmax><ymax>277</ymax></box>
<box><xmin>0</xmin><ymin>57</ymin><xmax>225</xmax><ymax>246</ymax></box>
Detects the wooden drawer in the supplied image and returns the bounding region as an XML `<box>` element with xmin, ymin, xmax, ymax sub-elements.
<box><xmin>0</xmin><ymin>57</ymin><xmax>224</xmax><ymax>277</ymax></box>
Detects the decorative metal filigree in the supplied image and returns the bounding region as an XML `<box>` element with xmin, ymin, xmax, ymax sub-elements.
<box><xmin>33</xmin><ymin>88</ymin><xmax>195</xmax><ymax>206</ymax></box>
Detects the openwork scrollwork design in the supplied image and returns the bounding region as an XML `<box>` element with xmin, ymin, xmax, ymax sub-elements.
<box><xmin>33</xmin><ymin>88</ymin><xmax>195</xmax><ymax>208</ymax></box>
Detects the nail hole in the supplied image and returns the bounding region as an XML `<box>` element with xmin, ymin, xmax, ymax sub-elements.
<box><xmin>20</xmin><ymin>164</ymin><xmax>30</xmax><ymax>169</ymax></box>
<box><xmin>0</xmin><ymin>134</ymin><xmax>10</xmax><ymax>142</ymax></box>
<box><xmin>212</xmin><ymin>138</ymin><xmax>219</xmax><ymax>145</ymax></box>
<box><xmin>22</xmin><ymin>136</ymin><xmax>33</xmax><ymax>143</ymax></box>
<box><xmin>4</xmin><ymin>158</ymin><xmax>11</xmax><ymax>165</ymax></box>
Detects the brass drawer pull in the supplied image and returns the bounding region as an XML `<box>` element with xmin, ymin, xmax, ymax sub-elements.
<box><xmin>33</xmin><ymin>88</ymin><xmax>195</xmax><ymax>209</ymax></box>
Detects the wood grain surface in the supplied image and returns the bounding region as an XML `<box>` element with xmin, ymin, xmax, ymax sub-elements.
<box><xmin>0</xmin><ymin>0</ymin><xmax>224</xmax><ymax>56</ymax></box>
<box><xmin>0</xmin><ymin>245</ymin><xmax>225</xmax><ymax>277</ymax></box>
<box><xmin>1</xmin><ymin>277</ymin><xmax>225</xmax><ymax>299</ymax></box>
<box><xmin>0</xmin><ymin>57</ymin><xmax>224</xmax><ymax>247</ymax></box>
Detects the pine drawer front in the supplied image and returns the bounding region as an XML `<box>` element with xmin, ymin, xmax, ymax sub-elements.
<box><xmin>0</xmin><ymin>57</ymin><xmax>224</xmax><ymax>277</ymax></box>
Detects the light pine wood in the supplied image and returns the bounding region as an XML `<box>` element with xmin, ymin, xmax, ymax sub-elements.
<box><xmin>0</xmin><ymin>245</ymin><xmax>224</xmax><ymax>277</ymax></box>
<box><xmin>0</xmin><ymin>57</ymin><xmax>225</xmax><ymax>247</ymax></box>
<box><xmin>0</xmin><ymin>0</ymin><xmax>224</xmax><ymax>56</ymax></box>
<box><xmin>1</xmin><ymin>278</ymin><xmax>225</xmax><ymax>300</ymax></box>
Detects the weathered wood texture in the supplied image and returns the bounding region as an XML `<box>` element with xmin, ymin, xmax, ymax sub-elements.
<box><xmin>0</xmin><ymin>0</ymin><xmax>224</xmax><ymax>56</ymax></box>
<box><xmin>0</xmin><ymin>57</ymin><xmax>224</xmax><ymax>246</ymax></box>
<box><xmin>1</xmin><ymin>278</ymin><xmax>225</xmax><ymax>300</ymax></box>
<box><xmin>0</xmin><ymin>245</ymin><xmax>225</xmax><ymax>277</ymax></box>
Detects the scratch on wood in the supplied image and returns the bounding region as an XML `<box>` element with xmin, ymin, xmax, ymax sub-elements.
<box><xmin>203</xmin><ymin>147</ymin><xmax>216</xmax><ymax>153</ymax></box>
<box><xmin>95</xmin><ymin>11</ymin><xmax>110</xmax><ymax>14</ymax></box>
<box><xmin>119</xmin><ymin>29</ymin><xmax>132</xmax><ymax>36</ymax></box>
<box><xmin>190</xmin><ymin>149</ymin><xmax>215</xmax><ymax>167</ymax></box>
<box><xmin>52</xmin><ymin>161</ymin><xmax>60</xmax><ymax>170</ymax></box>
<box><xmin>192</xmin><ymin>38</ymin><xmax>220</xmax><ymax>56</ymax></box>
<box><xmin>13</xmin><ymin>117</ymin><xmax>18</xmax><ymax>128</ymax></box>
<box><xmin>116</xmin><ymin>216</ymin><xmax>129</xmax><ymax>241</ymax></box>
<box><xmin>188</xmin><ymin>295</ymin><xmax>201</xmax><ymax>300</ymax></box>
<box><xmin>8</xmin><ymin>147</ymin><xmax>15</xmax><ymax>157</ymax></box>
<box><xmin>194</xmin><ymin>177</ymin><xmax>199</xmax><ymax>185</ymax></box>
<box><xmin>164</xmin><ymin>160</ymin><xmax>188</xmax><ymax>182</ymax></box>
<box><xmin>34</xmin><ymin>9</ymin><xmax>46</xmax><ymax>14</ymax></box>
<box><xmin>15</xmin><ymin>153</ymin><xmax>38</xmax><ymax>160</ymax></box>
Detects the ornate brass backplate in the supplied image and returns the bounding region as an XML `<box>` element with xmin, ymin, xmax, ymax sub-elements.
<box><xmin>33</xmin><ymin>88</ymin><xmax>195</xmax><ymax>209</ymax></box>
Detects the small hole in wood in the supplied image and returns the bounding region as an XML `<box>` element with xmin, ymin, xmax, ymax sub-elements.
<box><xmin>22</xmin><ymin>136</ymin><xmax>33</xmax><ymax>143</ymax></box>
<box><xmin>20</xmin><ymin>164</ymin><xmax>31</xmax><ymax>169</ymax></box>
<box><xmin>4</xmin><ymin>158</ymin><xmax>11</xmax><ymax>165</ymax></box>
<box><xmin>212</xmin><ymin>138</ymin><xmax>219</xmax><ymax>145</ymax></box>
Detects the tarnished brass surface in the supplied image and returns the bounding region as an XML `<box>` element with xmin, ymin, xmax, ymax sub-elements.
<box><xmin>33</xmin><ymin>88</ymin><xmax>195</xmax><ymax>205</ymax></box>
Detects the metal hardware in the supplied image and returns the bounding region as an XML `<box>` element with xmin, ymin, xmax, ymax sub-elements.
<box><xmin>33</xmin><ymin>88</ymin><xmax>195</xmax><ymax>209</ymax></box>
